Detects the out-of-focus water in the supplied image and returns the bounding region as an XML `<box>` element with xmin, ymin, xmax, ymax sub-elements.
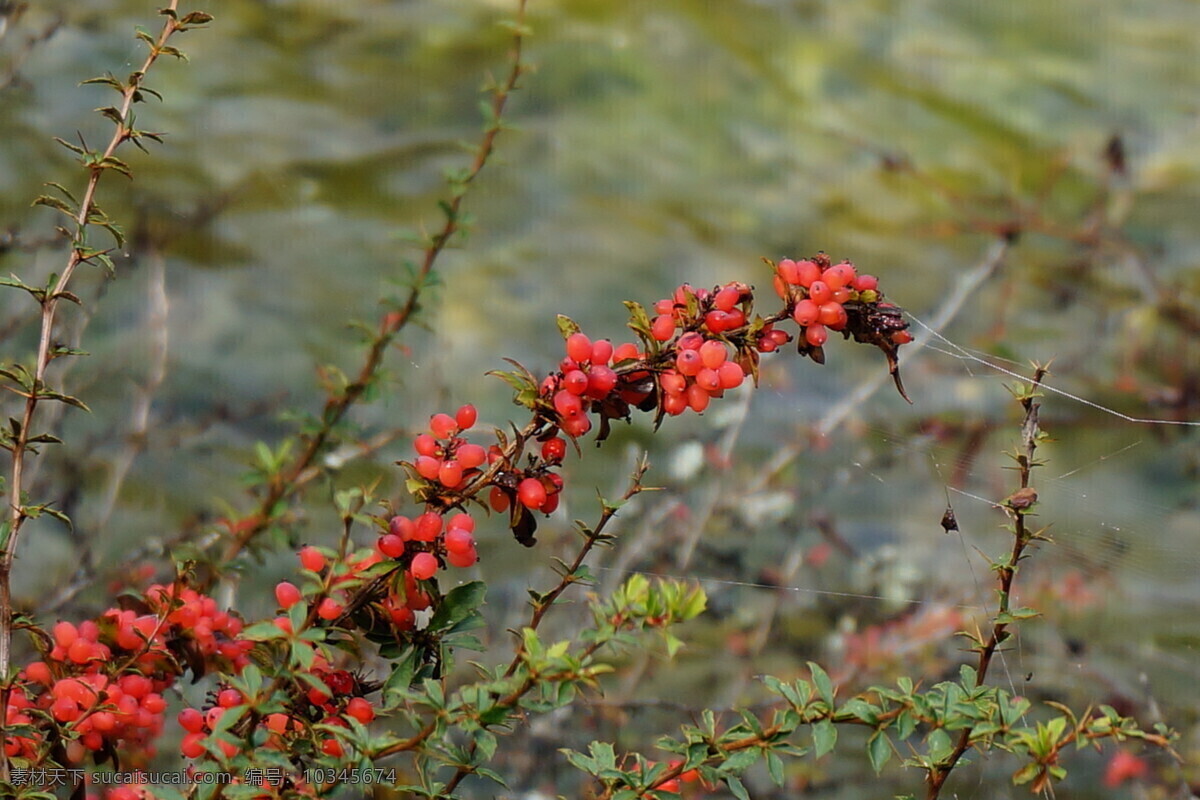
<box><xmin>2</xmin><ymin>1</ymin><xmax>1197</xmax><ymax>796</ymax></box>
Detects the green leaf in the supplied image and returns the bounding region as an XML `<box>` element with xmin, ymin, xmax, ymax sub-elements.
<box><xmin>868</xmin><ymin>731</ymin><xmax>892</xmax><ymax>774</ymax></box>
<box><xmin>429</xmin><ymin>580</ymin><xmax>486</xmax><ymax>631</ymax></box>
<box><xmin>812</xmin><ymin>719</ymin><xmax>837</xmax><ymax>758</ymax></box>
<box><xmin>926</xmin><ymin>728</ymin><xmax>953</xmax><ymax>763</ymax></box>
<box><xmin>556</xmin><ymin>314</ymin><xmax>581</xmax><ymax>339</ymax></box>
<box><xmin>239</xmin><ymin>622</ymin><xmax>287</xmax><ymax>641</ymax></box>
<box><xmin>382</xmin><ymin>646</ymin><xmax>420</xmax><ymax>704</ymax></box>
<box><xmin>808</xmin><ymin>661</ymin><xmax>835</xmax><ymax>706</ymax></box>
<box><xmin>1012</xmin><ymin>762</ymin><xmax>1040</xmax><ymax>786</ymax></box>
<box><xmin>724</xmin><ymin>775</ymin><xmax>750</xmax><ymax>800</ymax></box>
<box><xmin>765</xmin><ymin>749</ymin><xmax>785</xmax><ymax>786</ymax></box>
<box><xmin>32</xmin><ymin>195</ymin><xmax>76</xmax><ymax>217</ymax></box>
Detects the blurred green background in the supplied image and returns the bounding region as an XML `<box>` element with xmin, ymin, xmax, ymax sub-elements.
<box><xmin>2</xmin><ymin>0</ymin><xmax>1198</xmax><ymax>796</ymax></box>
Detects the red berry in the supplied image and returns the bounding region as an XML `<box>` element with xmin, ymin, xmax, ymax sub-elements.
<box><xmin>561</xmin><ymin>414</ymin><xmax>592</xmax><ymax>437</ymax></box>
<box><xmin>389</xmin><ymin>606</ymin><xmax>415</xmax><ymax>629</ymax></box>
<box><xmin>541</xmin><ymin>437</ymin><xmax>567</xmax><ymax>462</ymax></box>
<box><xmin>378</xmin><ymin>534</ymin><xmax>405</xmax><ymax>558</ymax></box>
<box><xmin>321</xmin><ymin>737</ymin><xmax>344</xmax><ymax>757</ymax></box>
<box><xmin>591</xmin><ymin>339</ymin><xmax>614</xmax><ymax>365</ymax></box>
<box><xmin>717</xmin><ymin>361</ymin><xmax>744</xmax><ymax>389</ymax></box>
<box><xmin>891</xmin><ymin>330</ymin><xmax>914</xmax><ymax>345</ymax></box>
<box><xmin>563</xmin><ymin>369</ymin><xmax>588</xmax><ymax>395</ymax></box>
<box><xmin>389</xmin><ymin>515</ymin><xmax>415</xmax><ymax>540</ymax></box>
<box><xmin>181</xmin><ymin>732</ymin><xmax>206</xmax><ymax>759</ymax></box>
<box><xmin>456</xmin><ymin>443</ymin><xmax>486</xmax><ymax>468</ymax></box>
<box><xmin>832</xmin><ymin>286</ymin><xmax>852</xmax><ymax>303</ymax></box>
<box><xmin>651</xmin><ymin>314</ymin><xmax>676</xmax><ymax>341</ymax></box>
<box><xmin>817</xmin><ymin>302</ymin><xmax>847</xmax><ymax>329</ymax></box>
<box><xmin>67</xmin><ymin>638</ymin><xmax>94</xmax><ymax>664</ymax></box>
<box><xmin>699</xmin><ymin>339</ymin><xmax>727</xmax><ymax>369</ymax></box>
<box><xmin>218</xmin><ymin>688</ymin><xmax>242</xmax><ymax>708</ymax></box>
<box><xmin>90</xmin><ymin>710</ymin><xmax>116</xmax><ymax>732</ymax></box>
<box><xmin>695</xmin><ymin>368</ymin><xmax>720</xmax><ymax>393</ymax></box>
<box><xmin>660</xmin><ymin>371</ymin><xmax>686</xmax><ymax>395</ymax></box>
<box><xmin>566</xmin><ymin>332</ymin><xmax>593</xmax><ymax>363</ymax></box>
<box><xmin>410</xmin><ymin>552</ymin><xmax>438</xmax><ymax>580</ymax></box>
<box><xmin>415</xmin><ymin>455</ymin><xmax>441</xmax><ymax>480</ymax></box>
<box><xmin>413</xmin><ymin>434</ymin><xmax>439</xmax><ymax>456</ymax></box>
<box><xmin>676</xmin><ymin>350</ymin><xmax>702</xmax><ymax>376</ymax></box>
<box><xmin>714</xmin><ymin>285</ymin><xmax>740</xmax><ymax>312</ymax></box>
<box><xmin>686</xmin><ymin>384</ymin><xmax>710</xmax><ymax>413</ymax></box>
<box><xmin>586</xmin><ymin>365</ymin><xmax>618</xmax><ymax>396</ymax></box>
<box><xmin>53</xmin><ymin>621</ymin><xmax>79</xmax><ymax>648</ymax></box>
<box><xmin>317</xmin><ymin>598</ymin><xmax>342</xmax><ymax>620</ymax></box>
<box><xmin>808</xmin><ymin>280</ymin><xmax>832</xmax><ymax>305</ymax></box>
<box><xmin>448</xmin><ymin>512</ymin><xmax>475</xmax><ymax>532</ymax></box>
<box><xmin>554</xmin><ymin>390</ymin><xmax>583</xmax><ymax>418</ymax></box>
<box><xmin>437</xmin><ymin>459</ymin><xmax>464</xmax><ymax>487</ymax></box>
<box><xmin>662</xmin><ymin>392</ymin><xmax>688</xmax><ymax>416</ymax></box>
<box><xmin>796</xmin><ymin>259</ymin><xmax>821</xmax><ymax>287</ymax></box>
<box><xmin>805</xmin><ymin>323</ymin><xmax>828</xmax><ymax>347</ymax></box>
<box><xmin>454</xmin><ymin>404</ymin><xmax>477</xmax><ymax>430</ymax></box>
<box><xmin>704</xmin><ymin>310</ymin><xmax>731</xmax><ymax>332</ymax></box>
<box><xmin>429</xmin><ymin>412</ymin><xmax>457</xmax><ymax>439</ymax></box>
<box><xmin>345</xmin><ymin>697</ymin><xmax>375</xmax><ymax>725</ymax></box>
<box><xmin>299</xmin><ymin>546</ymin><xmax>326</xmax><ymax>573</ymax></box>
<box><xmin>179</xmin><ymin>707</ymin><xmax>205</xmax><ymax>733</ymax></box>
<box><xmin>414</xmin><ymin>512</ymin><xmax>443</xmax><ymax>542</ymax></box>
<box><xmin>517</xmin><ymin>477</ymin><xmax>547</xmax><ymax>509</ymax></box>
<box><xmin>777</xmin><ymin>259</ymin><xmax>801</xmax><ymax>285</ymax></box>
<box><xmin>489</xmin><ymin>486</ymin><xmax>510</xmax><ymax>512</ymax></box>
<box><xmin>275</xmin><ymin>581</ymin><xmax>302</xmax><ymax>610</ymax></box>
<box><xmin>677</xmin><ymin>332</ymin><xmax>704</xmax><ymax>350</ymax></box>
<box><xmin>25</xmin><ymin>661</ymin><xmax>52</xmax><ymax>685</ymax></box>
<box><xmin>444</xmin><ymin>527</ymin><xmax>474</xmax><ymax>554</ymax></box>
<box><xmin>612</xmin><ymin>342</ymin><xmax>640</xmax><ymax>362</ymax></box>
<box><xmin>825</xmin><ymin>260</ymin><xmax>856</xmax><ymax>287</ymax></box>
<box><xmin>792</xmin><ymin>298</ymin><xmax>819</xmax><ymax>326</ymax></box>
<box><xmin>447</xmin><ymin>546</ymin><xmax>478</xmax><ymax>568</ymax></box>
<box><xmin>852</xmin><ymin>274</ymin><xmax>878</xmax><ymax>292</ymax></box>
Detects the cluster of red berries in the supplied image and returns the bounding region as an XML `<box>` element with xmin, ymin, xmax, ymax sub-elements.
<box><xmin>274</xmin><ymin>545</ymin><xmax>385</xmax><ymax>623</ymax></box>
<box><xmin>177</xmin><ymin>665</ymin><xmax>375</xmax><ymax>762</ymax></box>
<box><xmin>275</xmin><ymin>543</ymin><xmax>433</xmax><ymax>639</ymax></box>
<box><xmin>412</xmin><ymin>404</ymin><xmax>489</xmax><ymax>490</ymax></box>
<box><xmin>380</xmin><ymin>509</ymin><xmax>478</xmax><ymax>574</ymax></box>
<box><xmin>143</xmin><ymin>584</ymin><xmax>253</xmax><ymax>664</ymax></box>
<box><xmin>773</xmin><ymin>256</ymin><xmax>912</xmax><ymax>349</ymax></box>
<box><xmin>544</xmin><ymin>332</ymin><xmax>653</xmax><ymax>438</ymax></box>
<box><xmin>8</xmin><ymin>584</ymin><xmax>250</xmax><ymax>765</ymax></box>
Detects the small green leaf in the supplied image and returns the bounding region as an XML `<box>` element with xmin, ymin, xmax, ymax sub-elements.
<box><xmin>765</xmin><ymin>749</ymin><xmax>785</xmax><ymax>786</ymax></box>
<box><xmin>556</xmin><ymin>314</ymin><xmax>581</xmax><ymax>339</ymax></box>
<box><xmin>868</xmin><ymin>731</ymin><xmax>892</xmax><ymax>774</ymax></box>
<box><xmin>382</xmin><ymin>646</ymin><xmax>419</xmax><ymax>704</ymax></box>
<box><xmin>725</xmin><ymin>775</ymin><xmax>750</xmax><ymax>800</ymax></box>
<box><xmin>812</xmin><ymin>719</ymin><xmax>837</xmax><ymax>758</ymax></box>
<box><xmin>429</xmin><ymin>581</ymin><xmax>486</xmax><ymax>631</ymax></box>
<box><xmin>808</xmin><ymin>661</ymin><xmax>834</xmax><ymax>706</ymax></box>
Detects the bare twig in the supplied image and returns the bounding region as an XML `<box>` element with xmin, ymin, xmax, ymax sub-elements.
<box><xmin>925</xmin><ymin>364</ymin><xmax>1049</xmax><ymax>799</ymax></box>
